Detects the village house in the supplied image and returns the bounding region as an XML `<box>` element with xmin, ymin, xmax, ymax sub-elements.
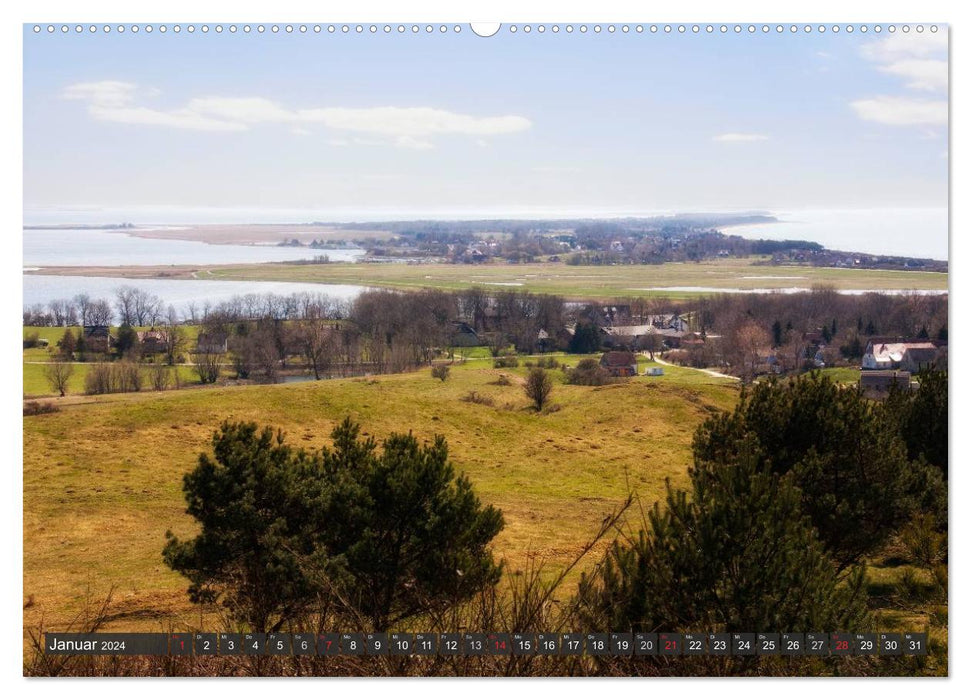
<box><xmin>900</xmin><ymin>345</ymin><xmax>944</xmax><ymax>373</ymax></box>
<box><xmin>602</xmin><ymin>324</ymin><xmax>686</xmax><ymax>350</ymax></box>
<box><xmin>862</xmin><ymin>340</ymin><xmax>942</xmax><ymax>371</ymax></box>
<box><xmin>136</xmin><ymin>328</ymin><xmax>169</xmax><ymax>355</ymax></box>
<box><xmin>448</xmin><ymin>321</ymin><xmax>480</xmax><ymax>348</ymax></box>
<box><xmin>599</xmin><ymin>350</ymin><xmax>638</xmax><ymax>377</ymax></box>
<box><xmin>82</xmin><ymin>325</ymin><xmax>112</xmax><ymax>354</ymax></box>
<box><xmin>196</xmin><ymin>331</ymin><xmax>229</xmax><ymax>355</ymax></box>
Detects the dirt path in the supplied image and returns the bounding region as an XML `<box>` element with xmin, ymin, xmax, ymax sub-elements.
<box><xmin>651</xmin><ymin>355</ymin><xmax>740</xmax><ymax>381</ymax></box>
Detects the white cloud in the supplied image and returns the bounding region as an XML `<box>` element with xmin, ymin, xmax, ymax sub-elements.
<box><xmin>531</xmin><ymin>165</ymin><xmax>582</xmax><ymax>174</ymax></box>
<box><xmin>850</xmin><ymin>96</ymin><xmax>947</xmax><ymax>126</ymax></box>
<box><xmin>853</xmin><ymin>32</ymin><xmax>948</xmax><ymax>128</ymax></box>
<box><xmin>712</xmin><ymin>133</ymin><xmax>769</xmax><ymax>143</ymax></box>
<box><xmin>62</xmin><ymin>82</ymin><xmax>532</xmax><ymax>148</ymax></box>
<box><xmin>62</xmin><ymin>80</ymin><xmax>138</xmax><ymax>107</ymax></box>
<box><xmin>394</xmin><ymin>135</ymin><xmax>435</xmax><ymax>150</ymax></box>
<box><xmin>860</xmin><ymin>32</ymin><xmax>948</xmax><ymax>63</ymax></box>
<box><xmin>878</xmin><ymin>59</ymin><xmax>948</xmax><ymax>92</ymax></box>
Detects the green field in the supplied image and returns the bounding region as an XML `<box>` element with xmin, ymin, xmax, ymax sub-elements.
<box><xmin>23</xmin><ymin>326</ymin><xmax>204</xmax><ymax>398</ymax></box>
<box><xmin>818</xmin><ymin>366</ymin><xmax>864</xmax><ymax>384</ymax></box>
<box><xmin>23</xmin><ymin>356</ymin><xmax>739</xmax><ymax>632</ymax></box>
<box><xmin>34</xmin><ymin>258</ymin><xmax>949</xmax><ymax>300</ymax></box>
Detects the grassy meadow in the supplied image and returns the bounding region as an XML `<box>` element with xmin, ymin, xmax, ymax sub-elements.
<box><xmin>23</xmin><ymin>354</ymin><xmax>739</xmax><ymax>634</ymax></box>
<box><xmin>30</xmin><ymin>258</ymin><xmax>949</xmax><ymax>300</ymax></box>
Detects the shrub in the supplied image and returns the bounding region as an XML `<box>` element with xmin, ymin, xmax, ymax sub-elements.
<box><xmin>23</xmin><ymin>401</ymin><xmax>59</xmax><ymax>416</ymax></box>
<box><xmin>461</xmin><ymin>391</ymin><xmax>495</xmax><ymax>406</ymax></box>
<box><xmin>23</xmin><ymin>331</ymin><xmax>40</xmax><ymax>349</ymax></box>
<box><xmin>492</xmin><ymin>374</ymin><xmax>513</xmax><ymax>386</ymax></box>
<box><xmin>536</xmin><ymin>356</ymin><xmax>560</xmax><ymax>369</ymax></box>
<box><xmin>83</xmin><ymin>361</ymin><xmax>143</xmax><ymax>394</ymax></box>
<box><xmin>149</xmin><ymin>363</ymin><xmax>171</xmax><ymax>392</ymax></box>
<box><xmin>493</xmin><ymin>356</ymin><xmax>519</xmax><ymax>369</ymax></box>
<box><xmin>115</xmin><ymin>361</ymin><xmax>142</xmax><ymax>393</ymax></box>
<box><xmin>84</xmin><ymin>363</ymin><xmax>116</xmax><ymax>395</ymax></box>
<box><xmin>193</xmin><ymin>351</ymin><xmax>221</xmax><ymax>384</ymax></box>
<box><xmin>565</xmin><ymin>358</ymin><xmax>614</xmax><ymax>386</ymax></box>
<box><xmin>524</xmin><ymin>367</ymin><xmax>553</xmax><ymax>411</ymax></box>
<box><xmin>431</xmin><ymin>365</ymin><xmax>451</xmax><ymax>382</ymax></box>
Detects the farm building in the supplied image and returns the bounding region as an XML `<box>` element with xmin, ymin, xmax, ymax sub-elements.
<box><xmin>862</xmin><ymin>340</ymin><xmax>943</xmax><ymax>371</ymax></box>
<box><xmin>196</xmin><ymin>331</ymin><xmax>229</xmax><ymax>354</ymax></box>
<box><xmin>136</xmin><ymin>328</ymin><xmax>169</xmax><ymax>355</ymax></box>
<box><xmin>449</xmin><ymin>321</ymin><xmax>480</xmax><ymax>348</ymax></box>
<box><xmin>82</xmin><ymin>325</ymin><xmax>112</xmax><ymax>354</ymax></box>
<box><xmin>599</xmin><ymin>350</ymin><xmax>638</xmax><ymax>377</ymax></box>
<box><xmin>859</xmin><ymin>370</ymin><xmax>912</xmax><ymax>397</ymax></box>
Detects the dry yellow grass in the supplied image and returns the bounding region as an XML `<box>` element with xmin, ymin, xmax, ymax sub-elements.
<box><xmin>23</xmin><ymin>359</ymin><xmax>738</xmax><ymax>633</ymax></box>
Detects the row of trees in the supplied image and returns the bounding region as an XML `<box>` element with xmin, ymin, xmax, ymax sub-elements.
<box><xmin>23</xmin><ymin>288</ymin><xmax>353</xmax><ymax>328</ymax></box>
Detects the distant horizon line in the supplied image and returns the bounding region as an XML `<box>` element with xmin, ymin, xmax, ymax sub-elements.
<box><xmin>22</xmin><ymin>204</ymin><xmax>948</xmax><ymax>226</ymax></box>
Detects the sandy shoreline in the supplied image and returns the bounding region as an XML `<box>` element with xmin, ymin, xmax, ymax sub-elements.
<box><xmin>123</xmin><ymin>223</ymin><xmax>394</xmax><ymax>246</ymax></box>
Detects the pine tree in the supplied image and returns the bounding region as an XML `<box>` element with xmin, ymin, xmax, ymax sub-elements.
<box><xmin>164</xmin><ymin>418</ymin><xmax>504</xmax><ymax>631</ymax></box>
<box><xmin>57</xmin><ymin>328</ymin><xmax>76</xmax><ymax>359</ymax></box>
<box><xmin>692</xmin><ymin>373</ymin><xmax>941</xmax><ymax>569</ymax></box>
<box><xmin>576</xmin><ymin>436</ymin><xmax>868</xmax><ymax>633</ymax></box>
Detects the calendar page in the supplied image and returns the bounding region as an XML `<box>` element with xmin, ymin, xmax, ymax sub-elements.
<box><xmin>19</xmin><ymin>9</ymin><xmax>950</xmax><ymax>684</ymax></box>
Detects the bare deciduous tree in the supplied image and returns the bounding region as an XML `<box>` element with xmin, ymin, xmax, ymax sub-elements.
<box><xmin>43</xmin><ymin>359</ymin><xmax>74</xmax><ymax>397</ymax></box>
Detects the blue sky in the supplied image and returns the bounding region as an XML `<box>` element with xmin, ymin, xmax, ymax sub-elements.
<box><xmin>23</xmin><ymin>25</ymin><xmax>948</xmax><ymax>217</ymax></box>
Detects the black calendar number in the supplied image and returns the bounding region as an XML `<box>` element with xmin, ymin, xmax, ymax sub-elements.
<box><xmin>537</xmin><ymin>633</ymin><xmax>559</xmax><ymax>655</ymax></box>
<box><xmin>561</xmin><ymin>633</ymin><xmax>584</xmax><ymax>656</ymax></box>
<box><xmin>413</xmin><ymin>633</ymin><xmax>436</xmax><ymax>655</ymax></box>
<box><xmin>757</xmin><ymin>633</ymin><xmax>780</xmax><ymax>655</ymax></box>
<box><xmin>464</xmin><ymin>633</ymin><xmax>486</xmax><ymax>656</ymax></box>
<box><xmin>903</xmin><ymin>633</ymin><xmax>928</xmax><ymax>656</ymax></box>
<box><xmin>781</xmin><ymin>633</ymin><xmax>804</xmax><ymax>656</ymax></box>
<box><xmin>707</xmin><ymin>633</ymin><xmax>730</xmax><ymax>656</ymax></box>
<box><xmin>292</xmin><ymin>634</ymin><xmax>314</xmax><ymax>656</ymax></box>
<box><xmin>610</xmin><ymin>633</ymin><xmax>632</xmax><ymax>655</ymax></box>
<box><xmin>635</xmin><ymin>633</ymin><xmax>658</xmax><ymax>656</ymax></box>
<box><xmin>243</xmin><ymin>633</ymin><xmax>265</xmax><ymax>656</ymax></box>
<box><xmin>586</xmin><ymin>633</ymin><xmax>609</xmax><ymax>656</ymax></box>
<box><xmin>219</xmin><ymin>633</ymin><xmax>242</xmax><ymax>656</ymax></box>
<box><xmin>267</xmin><ymin>633</ymin><xmax>290</xmax><ymax>656</ymax></box>
<box><xmin>733</xmin><ymin>633</ymin><xmax>755</xmax><ymax>656</ymax></box>
<box><xmin>366</xmin><ymin>633</ymin><xmax>388</xmax><ymax>656</ymax></box>
<box><xmin>195</xmin><ymin>633</ymin><xmax>218</xmax><ymax>656</ymax></box>
<box><xmin>390</xmin><ymin>633</ymin><xmax>413</xmax><ymax>655</ymax></box>
<box><xmin>683</xmin><ymin>633</ymin><xmax>705</xmax><ymax>656</ymax></box>
<box><xmin>878</xmin><ymin>633</ymin><xmax>902</xmax><ymax>656</ymax></box>
<box><xmin>341</xmin><ymin>633</ymin><xmax>365</xmax><ymax>656</ymax></box>
<box><xmin>439</xmin><ymin>633</ymin><xmax>461</xmax><ymax>655</ymax></box>
<box><xmin>512</xmin><ymin>634</ymin><xmax>535</xmax><ymax>655</ymax></box>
